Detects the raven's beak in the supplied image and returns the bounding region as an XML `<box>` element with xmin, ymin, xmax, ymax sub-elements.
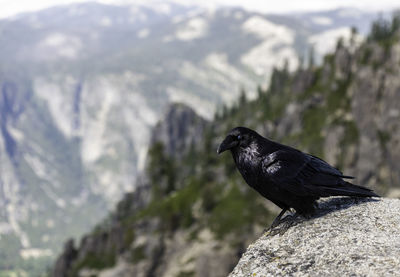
<box><xmin>217</xmin><ymin>137</ymin><xmax>237</xmax><ymax>154</ymax></box>
<box><xmin>217</xmin><ymin>143</ymin><xmax>226</xmax><ymax>154</ymax></box>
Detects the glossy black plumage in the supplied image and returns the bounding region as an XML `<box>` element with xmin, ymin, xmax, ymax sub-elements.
<box><xmin>217</xmin><ymin>127</ymin><xmax>379</xmax><ymax>218</ymax></box>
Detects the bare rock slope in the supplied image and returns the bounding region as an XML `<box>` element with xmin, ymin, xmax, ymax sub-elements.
<box><xmin>230</xmin><ymin>197</ymin><xmax>400</xmax><ymax>276</ymax></box>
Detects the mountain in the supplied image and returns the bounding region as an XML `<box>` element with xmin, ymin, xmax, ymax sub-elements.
<box><xmin>52</xmin><ymin>15</ymin><xmax>400</xmax><ymax>277</ymax></box>
<box><xmin>0</xmin><ymin>1</ymin><xmax>384</xmax><ymax>274</ymax></box>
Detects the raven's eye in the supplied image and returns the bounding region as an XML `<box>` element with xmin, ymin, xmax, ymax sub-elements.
<box><xmin>237</xmin><ymin>135</ymin><xmax>241</xmax><ymax>140</ymax></box>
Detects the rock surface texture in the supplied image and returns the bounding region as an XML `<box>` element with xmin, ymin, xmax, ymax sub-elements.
<box><xmin>230</xmin><ymin>197</ymin><xmax>400</xmax><ymax>277</ymax></box>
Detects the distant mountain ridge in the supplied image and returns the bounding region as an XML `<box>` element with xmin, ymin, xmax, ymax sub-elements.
<box><xmin>52</xmin><ymin>15</ymin><xmax>400</xmax><ymax>276</ymax></box>
<box><xmin>0</xmin><ymin>2</ymin><xmax>383</xmax><ymax>274</ymax></box>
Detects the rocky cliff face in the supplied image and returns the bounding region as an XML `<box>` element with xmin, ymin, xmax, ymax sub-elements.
<box><xmin>150</xmin><ymin>104</ymin><xmax>207</xmax><ymax>161</ymax></box>
<box><xmin>51</xmin><ymin>104</ymin><xmax>233</xmax><ymax>277</ymax></box>
<box><xmin>230</xmin><ymin>197</ymin><xmax>400</xmax><ymax>276</ymax></box>
<box><xmin>1</xmin><ymin>3</ymin><xmax>379</xmax><ymax>272</ymax></box>
<box><xmin>0</xmin><ymin>76</ymin><xmax>151</xmax><ymax>268</ymax></box>
<box><xmin>52</xmin><ymin>16</ymin><xmax>400</xmax><ymax>277</ymax></box>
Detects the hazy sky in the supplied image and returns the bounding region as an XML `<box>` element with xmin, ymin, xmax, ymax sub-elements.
<box><xmin>0</xmin><ymin>0</ymin><xmax>399</xmax><ymax>19</ymax></box>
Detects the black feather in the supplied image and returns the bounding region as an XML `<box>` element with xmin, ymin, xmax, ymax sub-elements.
<box><xmin>218</xmin><ymin>126</ymin><xmax>379</xmax><ymax>216</ymax></box>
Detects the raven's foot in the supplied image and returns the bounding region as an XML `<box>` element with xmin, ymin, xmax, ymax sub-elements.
<box><xmin>263</xmin><ymin>212</ymin><xmax>299</xmax><ymax>236</ymax></box>
<box><xmin>265</xmin><ymin>208</ymin><xmax>291</xmax><ymax>232</ymax></box>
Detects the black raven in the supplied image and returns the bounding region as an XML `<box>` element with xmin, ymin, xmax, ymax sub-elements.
<box><xmin>217</xmin><ymin>126</ymin><xmax>378</xmax><ymax>229</ymax></box>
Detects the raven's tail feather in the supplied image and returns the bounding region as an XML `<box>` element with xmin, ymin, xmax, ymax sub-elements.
<box><xmin>317</xmin><ymin>181</ymin><xmax>379</xmax><ymax>198</ymax></box>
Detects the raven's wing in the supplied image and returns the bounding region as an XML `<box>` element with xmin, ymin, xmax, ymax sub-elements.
<box><xmin>261</xmin><ymin>150</ymin><xmax>312</xmax><ymax>196</ymax></box>
<box><xmin>308</xmin><ymin>154</ymin><xmax>354</xmax><ymax>179</ymax></box>
<box><xmin>261</xmin><ymin>149</ymin><xmax>364</xmax><ymax>197</ymax></box>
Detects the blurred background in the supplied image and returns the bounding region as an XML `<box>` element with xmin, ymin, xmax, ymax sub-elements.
<box><xmin>0</xmin><ymin>0</ymin><xmax>399</xmax><ymax>276</ymax></box>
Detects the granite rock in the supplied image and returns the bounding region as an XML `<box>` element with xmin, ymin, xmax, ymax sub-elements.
<box><xmin>230</xmin><ymin>197</ymin><xmax>400</xmax><ymax>277</ymax></box>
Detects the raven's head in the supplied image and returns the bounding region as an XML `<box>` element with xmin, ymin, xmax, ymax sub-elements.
<box><xmin>217</xmin><ymin>127</ymin><xmax>260</xmax><ymax>154</ymax></box>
